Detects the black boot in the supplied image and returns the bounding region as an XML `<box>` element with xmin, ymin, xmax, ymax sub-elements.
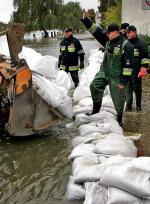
<box><xmin>117</xmin><ymin>113</ymin><xmax>123</xmax><ymax>127</ymax></box>
<box><xmin>136</xmin><ymin>107</ymin><xmax>142</xmax><ymax>112</ymax></box>
<box><xmin>86</xmin><ymin>102</ymin><xmax>101</xmax><ymax>116</ymax></box>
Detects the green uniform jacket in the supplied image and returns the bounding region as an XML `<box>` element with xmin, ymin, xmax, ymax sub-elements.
<box><xmin>81</xmin><ymin>17</ymin><xmax>134</xmax><ymax>85</ymax></box>
<box><xmin>129</xmin><ymin>36</ymin><xmax>149</xmax><ymax>77</ymax></box>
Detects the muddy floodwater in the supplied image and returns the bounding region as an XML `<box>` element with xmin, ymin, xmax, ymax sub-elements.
<box><xmin>0</xmin><ymin>33</ymin><xmax>150</xmax><ymax>204</ymax></box>
<box><xmin>0</xmin><ymin>34</ymin><xmax>99</xmax><ymax>204</ymax></box>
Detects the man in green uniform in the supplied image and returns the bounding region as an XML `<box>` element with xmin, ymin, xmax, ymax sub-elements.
<box><xmin>58</xmin><ymin>28</ymin><xmax>85</xmax><ymax>88</ymax></box>
<box><xmin>125</xmin><ymin>25</ymin><xmax>149</xmax><ymax>112</ymax></box>
<box><xmin>81</xmin><ymin>14</ymin><xmax>134</xmax><ymax>126</ymax></box>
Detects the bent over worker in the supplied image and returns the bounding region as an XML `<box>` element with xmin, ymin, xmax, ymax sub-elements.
<box><xmin>125</xmin><ymin>25</ymin><xmax>149</xmax><ymax>112</ymax></box>
<box><xmin>58</xmin><ymin>28</ymin><xmax>85</xmax><ymax>88</ymax></box>
<box><xmin>81</xmin><ymin>14</ymin><xmax>134</xmax><ymax>126</ymax></box>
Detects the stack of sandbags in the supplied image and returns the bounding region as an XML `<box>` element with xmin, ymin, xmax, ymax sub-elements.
<box><xmin>65</xmin><ymin>48</ymin><xmax>150</xmax><ymax>203</ymax></box>
<box><xmin>19</xmin><ymin>45</ymin><xmax>73</xmax><ymax>118</ymax></box>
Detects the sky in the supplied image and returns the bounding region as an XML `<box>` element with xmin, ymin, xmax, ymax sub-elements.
<box><xmin>0</xmin><ymin>0</ymin><xmax>99</xmax><ymax>23</ymax></box>
<box><xmin>0</xmin><ymin>0</ymin><xmax>14</xmax><ymax>23</ymax></box>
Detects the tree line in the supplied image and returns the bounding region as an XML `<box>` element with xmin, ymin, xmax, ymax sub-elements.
<box><xmin>0</xmin><ymin>0</ymin><xmax>122</xmax><ymax>35</ymax></box>
<box><xmin>13</xmin><ymin>0</ymin><xmax>84</xmax><ymax>37</ymax></box>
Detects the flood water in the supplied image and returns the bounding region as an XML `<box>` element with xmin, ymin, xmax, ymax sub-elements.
<box><xmin>0</xmin><ymin>33</ymin><xmax>150</xmax><ymax>204</ymax></box>
<box><xmin>0</xmin><ymin>34</ymin><xmax>99</xmax><ymax>204</ymax></box>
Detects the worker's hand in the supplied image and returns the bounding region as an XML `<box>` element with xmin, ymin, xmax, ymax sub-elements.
<box><xmin>117</xmin><ymin>84</ymin><xmax>126</xmax><ymax>89</ymax></box>
<box><xmin>79</xmin><ymin>61</ymin><xmax>84</xmax><ymax>69</ymax></box>
<box><xmin>82</xmin><ymin>9</ymin><xmax>87</xmax><ymax>19</ymax></box>
<box><xmin>138</xmin><ymin>67</ymin><xmax>148</xmax><ymax>78</ymax></box>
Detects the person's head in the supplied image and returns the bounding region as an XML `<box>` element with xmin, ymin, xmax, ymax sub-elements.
<box><xmin>126</xmin><ymin>25</ymin><xmax>137</xmax><ymax>39</ymax></box>
<box><xmin>64</xmin><ymin>28</ymin><xmax>73</xmax><ymax>38</ymax></box>
<box><xmin>120</xmin><ymin>23</ymin><xmax>129</xmax><ymax>34</ymax></box>
<box><xmin>106</xmin><ymin>23</ymin><xmax>120</xmax><ymax>40</ymax></box>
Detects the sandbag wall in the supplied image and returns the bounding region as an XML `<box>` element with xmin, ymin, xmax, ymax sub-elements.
<box><xmin>65</xmin><ymin>49</ymin><xmax>150</xmax><ymax>204</ymax></box>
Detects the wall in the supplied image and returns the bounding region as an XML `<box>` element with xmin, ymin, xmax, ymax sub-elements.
<box><xmin>122</xmin><ymin>0</ymin><xmax>150</xmax><ymax>35</ymax></box>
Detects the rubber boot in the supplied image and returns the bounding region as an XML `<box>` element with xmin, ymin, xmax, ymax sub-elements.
<box><xmin>86</xmin><ymin>101</ymin><xmax>102</xmax><ymax>116</ymax></box>
<box><xmin>117</xmin><ymin>113</ymin><xmax>123</xmax><ymax>127</ymax></box>
<box><xmin>136</xmin><ymin>94</ymin><xmax>142</xmax><ymax>112</ymax></box>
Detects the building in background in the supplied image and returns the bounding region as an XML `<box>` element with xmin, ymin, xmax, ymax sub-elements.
<box><xmin>95</xmin><ymin>11</ymin><xmax>101</xmax><ymax>26</ymax></box>
<box><xmin>122</xmin><ymin>0</ymin><xmax>150</xmax><ymax>35</ymax></box>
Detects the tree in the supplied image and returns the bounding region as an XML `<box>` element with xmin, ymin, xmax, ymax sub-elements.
<box><xmin>98</xmin><ymin>0</ymin><xmax>117</xmax><ymax>28</ymax></box>
<box><xmin>57</xmin><ymin>2</ymin><xmax>83</xmax><ymax>32</ymax></box>
<box><xmin>103</xmin><ymin>0</ymin><xmax>122</xmax><ymax>28</ymax></box>
<box><xmin>12</xmin><ymin>0</ymin><xmax>84</xmax><ymax>34</ymax></box>
<box><xmin>13</xmin><ymin>0</ymin><xmax>63</xmax><ymax>37</ymax></box>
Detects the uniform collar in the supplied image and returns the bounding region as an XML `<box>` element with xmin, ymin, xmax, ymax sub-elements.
<box><xmin>110</xmin><ymin>34</ymin><xmax>122</xmax><ymax>43</ymax></box>
<box><xmin>129</xmin><ymin>36</ymin><xmax>138</xmax><ymax>43</ymax></box>
<box><xmin>64</xmin><ymin>35</ymin><xmax>73</xmax><ymax>41</ymax></box>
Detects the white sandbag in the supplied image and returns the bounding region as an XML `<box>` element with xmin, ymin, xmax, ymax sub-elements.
<box><xmin>100</xmin><ymin>157</ymin><xmax>150</xmax><ymax>198</ymax></box>
<box><xmin>108</xmin><ymin>187</ymin><xmax>145</xmax><ymax>204</ymax></box>
<box><xmin>53</xmin><ymin>70</ymin><xmax>72</xmax><ymax>91</ymax></box>
<box><xmin>19</xmin><ymin>46</ymin><xmax>42</xmax><ymax>69</ymax></box>
<box><xmin>32</xmin><ymin>55</ymin><xmax>58</xmax><ymax>79</ymax></box>
<box><xmin>68</xmin><ymin>144</ymin><xmax>97</xmax><ymax>160</ymax></box>
<box><xmin>95</xmin><ymin>133</ymin><xmax>137</xmax><ymax>157</ymax></box>
<box><xmin>57</xmin><ymin>96</ymin><xmax>73</xmax><ymax>118</ymax></box>
<box><xmin>72</xmin><ymin>155</ymin><xmax>99</xmax><ymax>168</ymax></box>
<box><xmin>72</xmin><ymin>156</ymin><xmax>99</xmax><ymax>172</ymax></box>
<box><xmin>75</xmin><ymin>111</ymin><xmax>115</xmax><ymax>127</ymax></box>
<box><xmin>65</xmin><ymin>176</ymin><xmax>85</xmax><ymax>200</ymax></box>
<box><xmin>0</xmin><ymin>36</ymin><xmax>10</xmax><ymax>57</ymax></box>
<box><xmin>78</xmin><ymin>122</ymin><xmax>111</xmax><ymax>136</ymax></box>
<box><xmin>101</xmin><ymin>107</ymin><xmax>117</xmax><ymax>116</ymax></box>
<box><xmin>71</xmin><ymin>133</ymin><xmax>107</xmax><ymax>148</ymax></box>
<box><xmin>71</xmin><ymin>136</ymin><xmax>88</xmax><ymax>148</ymax></box>
<box><xmin>73</xmin><ymin>162</ymin><xmax>101</xmax><ymax>183</ymax></box>
<box><xmin>32</xmin><ymin>74</ymin><xmax>67</xmax><ymax>107</ymax></box>
<box><xmin>73</xmin><ymin>57</ymin><xmax>101</xmax><ymax>102</ymax></box>
<box><xmin>84</xmin><ymin>132</ymin><xmax>107</xmax><ymax>139</ymax></box>
<box><xmin>78</xmin><ymin>97</ymin><xmax>93</xmax><ymax>107</ymax></box>
<box><xmin>78</xmin><ymin>118</ymin><xmax>123</xmax><ymax>136</ymax></box>
<box><xmin>88</xmin><ymin>49</ymin><xmax>104</xmax><ymax>64</ymax></box>
<box><xmin>73</xmin><ymin>105</ymin><xmax>92</xmax><ymax>116</ymax></box>
<box><xmin>100</xmin><ymin>155</ymin><xmax>133</xmax><ymax>174</ymax></box>
<box><xmin>84</xmin><ymin>182</ymin><xmax>108</xmax><ymax>204</ymax></box>
<box><xmin>73</xmin><ymin>84</ymin><xmax>91</xmax><ymax>102</ymax></box>
<box><xmin>101</xmin><ymin>95</ymin><xmax>115</xmax><ymax>108</ymax></box>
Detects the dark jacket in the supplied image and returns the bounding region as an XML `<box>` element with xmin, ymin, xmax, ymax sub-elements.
<box><xmin>59</xmin><ymin>35</ymin><xmax>85</xmax><ymax>72</ymax></box>
<box><xmin>81</xmin><ymin>17</ymin><xmax>134</xmax><ymax>85</ymax></box>
<box><xmin>129</xmin><ymin>36</ymin><xmax>149</xmax><ymax>77</ymax></box>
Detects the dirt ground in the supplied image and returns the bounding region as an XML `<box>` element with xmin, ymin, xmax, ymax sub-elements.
<box><xmin>123</xmin><ymin>77</ymin><xmax>150</xmax><ymax>156</ymax></box>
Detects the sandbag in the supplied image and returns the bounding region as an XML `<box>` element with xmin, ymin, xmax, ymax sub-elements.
<box><xmin>83</xmin><ymin>182</ymin><xmax>108</xmax><ymax>204</ymax></box>
<box><xmin>95</xmin><ymin>133</ymin><xmax>137</xmax><ymax>157</ymax></box>
<box><xmin>53</xmin><ymin>70</ymin><xmax>71</xmax><ymax>91</ymax></box>
<box><xmin>57</xmin><ymin>96</ymin><xmax>73</xmax><ymax>118</ymax></box>
<box><xmin>73</xmin><ymin>163</ymin><xmax>101</xmax><ymax>183</ymax></box>
<box><xmin>78</xmin><ymin>119</ymin><xmax>123</xmax><ymax>137</ymax></box>
<box><xmin>100</xmin><ymin>157</ymin><xmax>150</xmax><ymax>198</ymax></box>
<box><xmin>108</xmin><ymin>187</ymin><xmax>145</xmax><ymax>204</ymax></box>
<box><xmin>65</xmin><ymin>176</ymin><xmax>85</xmax><ymax>200</ymax></box>
<box><xmin>73</xmin><ymin>105</ymin><xmax>92</xmax><ymax>116</ymax></box>
<box><xmin>75</xmin><ymin>111</ymin><xmax>115</xmax><ymax>127</ymax></box>
<box><xmin>68</xmin><ymin>144</ymin><xmax>97</xmax><ymax>160</ymax></box>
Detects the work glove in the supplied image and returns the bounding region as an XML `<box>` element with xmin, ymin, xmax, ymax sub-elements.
<box><xmin>138</xmin><ymin>67</ymin><xmax>148</xmax><ymax>78</ymax></box>
<box><xmin>79</xmin><ymin>61</ymin><xmax>84</xmax><ymax>69</ymax></box>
